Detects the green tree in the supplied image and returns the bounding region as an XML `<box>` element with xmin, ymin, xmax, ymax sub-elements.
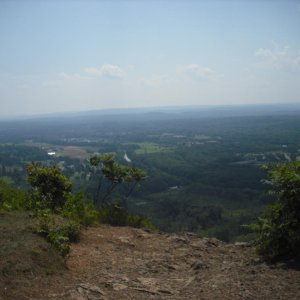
<box><xmin>89</xmin><ymin>154</ymin><xmax>147</xmax><ymax>206</ymax></box>
<box><xmin>27</xmin><ymin>163</ymin><xmax>72</xmax><ymax>212</ymax></box>
<box><xmin>252</xmin><ymin>161</ymin><xmax>300</xmax><ymax>261</ymax></box>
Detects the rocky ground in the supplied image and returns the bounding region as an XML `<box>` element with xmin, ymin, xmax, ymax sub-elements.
<box><xmin>2</xmin><ymin>222</ymin><xmax>300</xmax><ymax>300</ymax></box>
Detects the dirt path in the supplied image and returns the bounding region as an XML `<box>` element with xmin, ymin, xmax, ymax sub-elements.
<box><xmin>3</xmin><ymin>224</ymin><xmax>300</xmax><ymax>299</ymax></box>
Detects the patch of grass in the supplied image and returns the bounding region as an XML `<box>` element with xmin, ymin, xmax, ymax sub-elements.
<box><xmin>134</xmin><ymin>142</ymin><xmax>173</xmax><ymax>155</ymax></box>
<box><xmin>194</xmin><ymin>135</ymin><xmax>211</xmax><ymax>141</ymax></box>
<box><xmin>0</xmin><ymin>211</ymin><xmax>66</xmax><ymax>299</ymax></box>
<box><xmin>58</xmin><ymin>146</ymin><xmax>89</xmax><ymax>159</ymax></box>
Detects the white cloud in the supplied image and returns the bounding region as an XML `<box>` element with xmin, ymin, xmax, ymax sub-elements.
<box><xmin>255</xmin><ymin>42</ymin><xmax>300</xmax><ymax>69</ymax></box>
<box><xmin>179</xmin><ymin>64</ymin><xmax>219</xmax><ymax>80</ymax></box>
<box><xmin>85</xmin><ymin>64</ymin><xmax>124</xmax><ymax>79</ymax></box>
<box><xmin>255</xmin><ymin>48</ymin><xmax>277</xmax><ymax>59</ymax></box>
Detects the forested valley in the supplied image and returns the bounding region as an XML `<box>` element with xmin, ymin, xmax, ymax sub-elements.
<box><xmin>1</xmin><ymin>105</ymin><xmax>300</xmax><ymax>242</ymax></box>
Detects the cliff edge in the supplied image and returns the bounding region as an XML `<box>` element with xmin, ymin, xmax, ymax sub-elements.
<box><xmin>2</xmin><ymin>213</ymin><xmax>300</xmax><ymax>300</ymax></box>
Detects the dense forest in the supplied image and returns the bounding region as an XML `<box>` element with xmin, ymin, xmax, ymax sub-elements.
<box><xmin>1</xmin><ymin>105</ymin><xmax>300</xmax><ymax>242</ymax></box>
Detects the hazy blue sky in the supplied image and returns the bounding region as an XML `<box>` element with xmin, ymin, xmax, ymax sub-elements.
<box><xmin>1</xmin><ymin>0</ymin><xmax>300</xmax><ymax>116</ymax></box>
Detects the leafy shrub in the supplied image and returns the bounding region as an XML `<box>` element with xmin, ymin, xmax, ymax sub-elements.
<box><xmin>37</xmin><ymin>209</ymin><xmax>80</xmax><ymax>257</ymax></box>
<box><xmin>127</xmin><ymin>214</ymin><xmax>157</xmax><ymax>231</ymax></box>
<box><xmin>98</xmin><ymin>202</ymin><xmax>156</xmax><ymax>231</ymax></box>
<box><xmin>27</xmin><ymin>163</ymin><xmax>72</xmax><ymax>212</ymax></box>
<box><xmin>59</xmin><ymin>220</ymin><xmax>81</xmax><ymax>243</ymax></box>
<box><xmin>98</xmin><ymin>203</ymin><xmax>128</xmax><ymax>226</ymax></box>
<box><xmin>0</xmin><ymin>179</ymin><xmax>28</xmax><ymax>211</ymax></box>
<box><xmin>60</xmin><ymin>192</ymin><xmax>98</xmax><ymax>226</ymax></box>
<box><xmin>252</xmin><ymin>161</ymin><xmax>300</xmax><ymax>261</ymax></box>
<box><xmin>47</xmin><ymin>231</ymin><xmax>70</xmax><ymax>257</ymax></box>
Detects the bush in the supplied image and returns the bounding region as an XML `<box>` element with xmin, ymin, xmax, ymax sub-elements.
<box><xmin>98</xmin><ymin>203</ymin><xmax>128</xmax><ymax>226</ymax></box>
<box><xmin>61</xmin><ymin>192</ymin><xmax>98</xmax><ymax>226</ymax></box>
<box><xmin>252</xmin><ymin>161</ymin><xmax>300</xmax><ymax>261</ymax></box>
<box><xmin>37</xmin><ymin>209</ymin><xmax>80</xmax><ymax>257</ymax></box>
<box><xmin>127</xmin><ymin>214</ymin><xmax>157</xmax><ymax>231</ymax></box>
<box><xmin>27</xmin><ymin>163</ymin><xmax>72</xmax><ymax>212</ymax></box>
<box><xmin>0</xmin><ymin>179</ymin><xmax>28</xmax><ymax>211</ymax></box>
<box><xmin>98</xmin><ymin>202</ymin><xmax>156</xmax><ymax>231</ymax></box>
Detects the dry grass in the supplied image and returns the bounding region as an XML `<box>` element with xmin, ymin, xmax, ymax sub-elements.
<box><xmin>0</xmin><ymin>212</ymin><xmax>66</xmax><ymax>300</ymax></box>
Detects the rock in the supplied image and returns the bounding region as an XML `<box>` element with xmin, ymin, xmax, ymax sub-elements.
<box><xmin>157</xmin><ymin>288</ymin><xmax>174</xmax><ymax>295</ymax></box>
<box><xmin>132</xmin><ymin>287</ymin><xmax>161</xmax><ymax>295</ymax></box>
<box><xmin>69</xmin><ymin>290</ymin><xmax>86</xmax><ymax>300</ymax></box>
<box><xmin>47</xmin><ymin>291</ymin><xmax>72</xmax><ymax>298</ymax></box>
<box><xmin>124</xmin><ymin>257</ymin><xmax>133</xmax><ymax>263</ymax></box>
<box><xmin>137</xmin><ymin>277</ymin><xmax>157</xmax><ymax>287</ymax></box>
<box><xmin>183</xmin><ymin>276</ymin><xmax>196</xmax><ymax>288</ymax></box>
<box><xmin>168</xmin><ymin>235</ymin><xmax>188</xmax><ymax>244</ymax></box>
<box><xmin>118</xmin><ymin>237</ymin><xmax>135</xmax><ymax>247</ymax></box>
<box><xmin>190</xmin><ymin>260</ymin><xmax>208</xmax><ymax>271</ymax></box>
<box><xmin>221</xmin><ymin>261</ymin><xmax>231</xmax><ymax>271</ymax></box>
<box><xmin>167</xmin><ymin>263</ymin><xmax>180</xmax><ymax>270</ymax></box>
<box><xmin>251</xmin><ymin>257</ymin><xmax>262</xmax><ymax>265</ymax></box>
<box><xmin>112</xmin><ymin>283</ymin><xmax>128</xmax><ymax>291</ymax></box>
<box><xmin>203</xmin><ymin>238</ymin><xmax>220</xmax><ymax>247</ymax></box>
<box><xmin>137</xmin><ymin>233</ymin><xmax>151</xmax><ymax>239</ymax></box>
<box><xmin>77</xmin><ymin>283</ymin><xmax>106</xmax><ymax>299</ymax></box>
<box><xmin>120</xmin><ymin>275</ymin><xmax>130</xmax><ymax>282</ymax></box>
<box><xmin>185</xmin><ymin>232</ymin><xmax>197</xmax><ymax>237</ymax></box>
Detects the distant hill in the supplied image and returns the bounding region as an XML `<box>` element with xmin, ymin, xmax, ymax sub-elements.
<box><xmin>1</xmin><ymin>103</ymin><xmax>300</xmax><ymax>122</ymax></box>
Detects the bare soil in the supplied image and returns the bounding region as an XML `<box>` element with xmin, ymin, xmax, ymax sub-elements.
<box><xmin>1</xmin><ymin>213</ymin><xmax>300</xmax><ymax>300</ymax></box>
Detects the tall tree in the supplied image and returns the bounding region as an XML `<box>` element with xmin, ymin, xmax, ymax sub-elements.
<box><xmin>89</xmin><ymin>154</ymin><xmax>147</xmax><ymax>206</ymax></box>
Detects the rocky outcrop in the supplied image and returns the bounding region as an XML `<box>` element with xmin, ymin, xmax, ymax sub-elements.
<box><xmin>4</xmin><ymin>225</ymin><xmax>300</xmax><ymax>300</ymax></box>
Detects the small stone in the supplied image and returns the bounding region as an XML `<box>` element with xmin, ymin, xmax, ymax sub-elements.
<box><xmin>157</xmin><ymin>288</ymin><xmax>174</xmax><ymax>295</ymax></box>
<box><xmin>77</xmin><ymin>283</ymin><xmax>106</xmax><ymax>295</ymax></box>
<box><xmin>183</xmin><ymin>276</ymin><xmax>196</xmax><ymax>288</ymax></box>
<box><xmin>69</xmin><ymin>290</ymin><xmax>86</xmax><ymax>300</ymax></box>
<box><xmin>191</xmin><ymin>260</ymin><xmax>207</xmax><ymax>270</ymax></box>
<box><xmin>251</xmin><ymin>257</ymin><xmax>261</xmax><ymax>264</ymax></box>
<box><xmin>167</xmin><ymin>264</ymin><xmax>179</xmax><ymax>270</ymax></box>
<box><xmin>137</xmin><ymin>277</ymin><xmax>157</xmax><ymax>287</ymax></box>
<box><xmin>120</xmin><ymin>275</ymin><xmax>130</xmax><ymax>282</ymax></box>
<box><xmin>168</xmin><ymin>235</ymin><xmax>188</xmax><ymax>244</ymax></box>
<box><xmin>118</xmin><ymin>237</ymin><xmax>135</xmax><ymax>247</ymax></box>
<box><xmin>185</xmin><ymin>232</ymin><xmax>197</xmax><ymax>237</ymax></box>
<box><xmin>112</xmin><ymin>283</ymin><xmax>128</xmax><ymax>291</ymax></box>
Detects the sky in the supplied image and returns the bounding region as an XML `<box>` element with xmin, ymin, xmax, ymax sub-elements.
<box><xmin>0</xmin><ymin>0</ymin><xmax>300</xmax><ymax>116</ymax></box>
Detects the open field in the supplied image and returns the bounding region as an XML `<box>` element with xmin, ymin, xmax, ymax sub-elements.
<box><xmin>134</xmin><ymin>142</ymin><xmax>174</xmax><ymax>155</ymax></box>
<box><xmin>57</xmin><ymin>146</ymin><xmax>90</xmax><ymax>159</ymax></box>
